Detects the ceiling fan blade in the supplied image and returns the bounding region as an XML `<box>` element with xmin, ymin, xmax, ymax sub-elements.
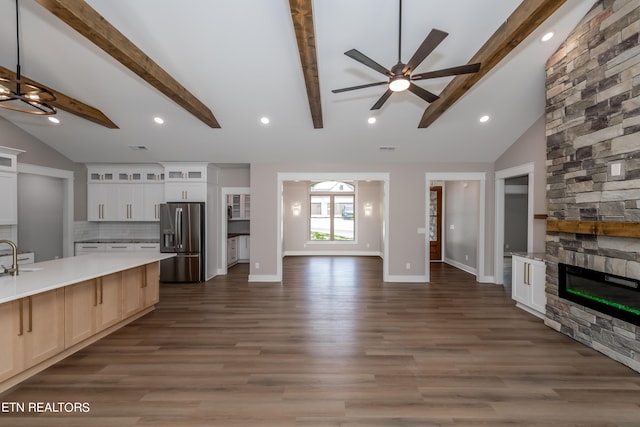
<box><xmin>332</xmin><ymin>81</ymin><xmax>388</xmax><ymax>94</ymax></box>
<box><xmin>411</xmin><ymin>63</ymin><xmax>481</xmax><ymax>81</ymax></box>
<box><xmin>345</xmin><ymin>49</ymin><xmax>391</xmax><ymax>76</ymax></box>
<box><xmin>371</xmin><ymin>89</ymin><xmax>393</xmax><ymax>110</ymax></box>
<box><xmin>408</xmin><ymin>83</ymin><xmax>439</xmax><ymax>103</ymax></box>
<box><xmin>403</xmin><ymin>29</ymin><xmax>448</xmax><ymax>74</ymax></box>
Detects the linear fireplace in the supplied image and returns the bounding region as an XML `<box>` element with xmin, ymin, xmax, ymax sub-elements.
<box><xmin>559</xmin><ymin>264</ymin><xmax>640</xmax><ymax>326</ymax></box>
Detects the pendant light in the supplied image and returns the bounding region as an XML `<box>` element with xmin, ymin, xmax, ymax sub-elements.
<box><xmin>0</xmin><ymin>0</ymin><xmax>56</xmax><ymax>115</ymax></box>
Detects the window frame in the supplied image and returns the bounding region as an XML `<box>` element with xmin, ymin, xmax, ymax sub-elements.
<box><xmin>308</xmin><ymin>181</ymin><xmax>357</xmax><ymax>243</ymax></box>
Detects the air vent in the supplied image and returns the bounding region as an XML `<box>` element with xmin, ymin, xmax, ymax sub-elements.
<box><xmin>379</xmin><ymin>146</ymin><xmax>396</xmax><ymax>151</ymax></box>
<box><xmin>128</xmin><ymin>145</ymin><xmax>148</xmax><ymax>151</ymax></box>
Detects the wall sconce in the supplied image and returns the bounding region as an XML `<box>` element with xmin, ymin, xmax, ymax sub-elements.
<box><xmin>292</xmin><ymin>202</ymin><xmax>301</xmax><ymax>216</ymax></box>
<box><xmin>364</xmin><ymin>203</ymin><xmax>373</xmax><ymax>217</ymax></box>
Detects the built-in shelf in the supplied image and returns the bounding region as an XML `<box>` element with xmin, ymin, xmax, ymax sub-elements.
<box><xmin>547</xmin><ymin>220</ymin><xmax>640</xmax><ymax>238</ymax></box>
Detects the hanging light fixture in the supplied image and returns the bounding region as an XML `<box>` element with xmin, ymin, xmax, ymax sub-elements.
<box><xmin>0</xmin><ymin>0</ymin><xmax>56</xmax><ymax>115</ymax></box>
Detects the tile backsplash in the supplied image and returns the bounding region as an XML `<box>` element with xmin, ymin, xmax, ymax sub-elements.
<box><xmin>74</xmin><ymin>221</ymin><xmax>160</xmax><ymax>241</ymax></box>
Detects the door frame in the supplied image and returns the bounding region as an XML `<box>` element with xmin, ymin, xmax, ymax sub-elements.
<box><xmin>425</xmin><ymin>172</ymin><xmax>488</xmax><ymax>283</ymax></box>
<box><xmin>219</xmin><ymin>186</ymin><xmax>249</xmax><ymax>275</ymax></box>
<box><xmin>494</xmin><ymin>163</ymin><xmax>534</xmax><ymax>285</ymax></box>
<box><xmin>17</xmin><ymin>163</ymin><xmax>74</xmax><ymax>258</ymax></box>
<box><xmin>429</xmin><ymin>186</ymin><xmax>443</xmax><ymax>262</ymax></box>
<box><xmin>276</xmin><ymin>172</ymin><xmax>390</xmax><ymax>282</ymax></box>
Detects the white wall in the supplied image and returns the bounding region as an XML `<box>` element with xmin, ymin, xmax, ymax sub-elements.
<box><xmin>250</xmin><ymin>162</ymin><xmax>495</xmax><ymax>282</ymax></box>
<box><xmin>282</xmin><ymin>180</ymin><xmax>383</xmax><ymax>255</ymax></box>
<box><xmin>444</xmin><ymin>181</ymin><xmax>480</xmax><ymax>271</ymax></box>
<box><xmin>18</xmin><ymin>173</ymin><xmax>64</xmax><ymax>262</ymax></box>
<box><xmin>494</xmin><ymin>115</ymin><xmax>546</xmax><ymax>252</ymax></box>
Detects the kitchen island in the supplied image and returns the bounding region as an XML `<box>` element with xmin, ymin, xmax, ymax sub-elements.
<box><xmin>0</xmin><ymin>252</ymin><xmax>174</xmax><ymax>394</ymax></box>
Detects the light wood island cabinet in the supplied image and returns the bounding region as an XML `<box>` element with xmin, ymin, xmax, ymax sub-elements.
<box><xmin>64</xmin><ymin>274</ymin><xmax>123</xmax><ymax>347</ymax></box>
<box><xmin>0</xmin><ymin>289</ymin><xmax>65</xmax><ymax>383</ymax></box>
<box><xmin>0</xmin><ymin>253</ymin><xmax>171</xmax><ymax>393</ymax></box>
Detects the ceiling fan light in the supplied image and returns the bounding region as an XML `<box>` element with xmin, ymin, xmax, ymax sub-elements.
<box><xmin>389</xmin><ymin>76</ymin><xmax>410</xmax><ymax>92</ymax></box>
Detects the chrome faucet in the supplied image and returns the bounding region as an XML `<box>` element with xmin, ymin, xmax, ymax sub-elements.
<box><xmin>0</xmin><ymin>240</ymin><xmax>19</xmax><ymax>276</ymax></box>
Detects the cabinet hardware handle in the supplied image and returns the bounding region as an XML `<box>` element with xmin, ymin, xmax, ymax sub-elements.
<box><xmin>141</xmin><ymin>267</ymin><xmax>147</xmax><ymax>289</ymax></box>
<box><xmin>27</xmin><ymin>296</ymin><xmax>32</xmax><ymax>333</ymax></box>
<box><xmin>94</xmin><ymin>281</ymin><xmax>98</xmax><ymax>307</ymax></box>
<box><xmin>17</xmin><ymin>257</ymin><xmax>29</xmax><ymax>262</ymax></box>
<box><xmin>18</xmin><ymin>299</ymin><xmax>24</xmax><ymax>336</ymax></box>
<box><xmin>100</xmin><ymin>281</ymin><xmax>104</xmax><ymax>305</ymax></box>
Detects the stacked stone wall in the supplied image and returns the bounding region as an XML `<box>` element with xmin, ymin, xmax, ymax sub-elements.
<box><xmin>545</xmin><ymin>0</ymin><xmax>640</xmax><ymax>372</ymax></box>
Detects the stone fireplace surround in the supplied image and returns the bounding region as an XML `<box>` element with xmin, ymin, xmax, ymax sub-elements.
<box><xmin>545</xmin><ymin>0</ymin><xmax>640</xmax><ymax>372</ymax></box>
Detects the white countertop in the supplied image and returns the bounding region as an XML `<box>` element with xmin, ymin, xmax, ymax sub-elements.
<box><xmin>0</xmin><ymin>253</ymin><xmax>175</xmax><ymax>304</ymax></box>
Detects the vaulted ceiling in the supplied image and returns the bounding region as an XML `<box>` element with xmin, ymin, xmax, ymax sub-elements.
<box><xmin>0</xmin><ymin>0</ymin><xmax>594</xmax><ymax>164</ymax></box>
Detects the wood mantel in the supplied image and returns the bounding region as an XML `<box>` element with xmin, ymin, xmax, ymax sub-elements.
<box><xmin>547</xmin><ymin>220</ymin><xmax>640</xmax><ymax>238</ymax></box>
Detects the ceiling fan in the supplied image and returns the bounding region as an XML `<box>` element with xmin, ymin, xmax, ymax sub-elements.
<box><xmin>332</xmin><ymin>0</ymin><xmax>481</xmax><ymax>110</ymax></box>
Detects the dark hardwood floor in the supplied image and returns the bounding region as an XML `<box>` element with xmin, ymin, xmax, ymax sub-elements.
<box><xmin>2</xmin><ymin>257</ymin><xmax>640</xmax><ymax>426</ymax></box>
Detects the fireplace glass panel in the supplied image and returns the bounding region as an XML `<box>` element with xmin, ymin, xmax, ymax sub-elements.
<box><xmin>559</xmin><ymin>263</ymin><xmax>640</xmax><ymax>325</ymax></box>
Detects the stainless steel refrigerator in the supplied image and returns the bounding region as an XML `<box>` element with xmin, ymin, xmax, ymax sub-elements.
<box><xmin>160</xmin><ymin>203</ymin><xmax>205</xmax><ymax>282</ymax></box>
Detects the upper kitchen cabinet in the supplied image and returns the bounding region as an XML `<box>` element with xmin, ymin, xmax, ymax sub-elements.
<box><xmin>227</xmin><ymin>194</ymin><xmax>251</xmax><ymax>220</ymax></box>
<box><xmin>87</xmin><ymin>164</ymin><xmax>166</xmax><ymax>222</ymax></box>
<box><xmin>162</xmin><ymin>163</ymin><xmax>207</xmax><ymax>203</ymax></box>
<box><xmin>162</xmin><ymin>163</ymin><xmax>207</xmax><ymax>182</ymax></box>
<box><xmin>0</xmin><ymin>147</ymin><xmax>23</xmax><ymax>225</ymax></box>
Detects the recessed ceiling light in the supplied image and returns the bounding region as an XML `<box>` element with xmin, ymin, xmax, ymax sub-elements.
<box><xmin>260</xmin><ymin>117</ymin><xmax>270</xmax><ymax>125</ymax></box>
<box><xmin>48</xmin><ymin>116</ymin><xmax>60</xmax><ymax>124</ymax></box>
<box><xmin>368</xmin><ymin>117</ymin><xmax>376</xmax><ymax>124</ymax></box>
<box><xmin>153</xmin><ymin>117</ymin><xmax>164</xmax><ymax>124</ymax></box>
<box><xmin>479</xmin><ymin>115</ymin><xmax>490</xmax><ymax>123</ymax></box>
<box><xmin>541</xmin><ymin>32</ymin><xmax>554</xmax><ymax>42</ymax></box>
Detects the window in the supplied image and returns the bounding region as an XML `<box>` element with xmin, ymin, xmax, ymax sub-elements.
<box><xmin>309</xmin><ymin>181</ymin><xmax>355</xmax><ymax>241</ymax></box>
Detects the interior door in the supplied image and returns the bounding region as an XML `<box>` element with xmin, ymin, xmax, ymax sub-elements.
<box><xmin>429</xmin><ymin>187</ymin><xmax>442</xmax><ymax>261</ymax></box>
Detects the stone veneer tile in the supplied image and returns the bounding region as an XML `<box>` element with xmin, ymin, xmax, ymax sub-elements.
<box><xmin>573</xmin><ymin>123</ymin><xmax>623</xmax><ymax>147</ymax></box>
<box><xmin>546</xmin><ymin>0</ymin><xmax>640</xmax><ymax>374</ymax></box>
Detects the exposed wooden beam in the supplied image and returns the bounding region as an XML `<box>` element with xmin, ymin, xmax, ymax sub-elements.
<box><xmin>418</xmin><ymin>0</ymin><xmax>567</xmax><ymax>128</ymax></box>
<box><xmin>0</xmin><ymin>65</ymin><xmax>118</xmax><ymax>128</ymax></box>
<box><xmin>289</xmin><ymin>0</ymin><xmax>323</xmax><ymax>129</ymax></box>
<box><xmin>34</xmin><ymin>0</ymin><xmax>220</xmax><ymax>128</ymax></box>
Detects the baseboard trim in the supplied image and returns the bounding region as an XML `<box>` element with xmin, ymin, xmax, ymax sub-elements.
<box><xmin>384</xmin><ymin>275</ymin><xmax>428</xmax><ymax>283</ymax></box>
<box><xmin>248</xmin><ymin>274</ymin><xmax>280</xmax><ymax>282</ymax></box>
<box><xmin>444</xmin><ymin>258</ymin><xmax>477</xmax><ymax>276</ymax></box>
<box><xmin>283</xmin><ymin>251</ymin><xmax>383</xmax><ymax>257</ymax></box>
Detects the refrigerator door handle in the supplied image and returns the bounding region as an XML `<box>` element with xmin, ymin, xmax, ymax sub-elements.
<box><xmin>176</xmin><ymin>207</ymin><xmax>183</xmax><ymax>249</ymax></box>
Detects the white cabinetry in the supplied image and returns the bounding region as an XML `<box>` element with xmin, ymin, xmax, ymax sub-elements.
<box><xmin>227</xmin><ymin>237</ymin><xmax>238</xmax><ymax>266</ymax></box>
<box><xmin>165</xmin><ymin>182</ymin><xmax>207</xmax><ymax>202</ymax></box>
<box><xmin>75</xmin><ymin>242</ymin><xmax>159</xmax><ymax>256</ymax></box>
<box><xmin>105</xmin><ymin>243</ymin><xmax>135</xmax><ymax>252</ymax></box>
<box><xmin>0</xmin><ymin>252</ymin><xmax>34</xmax><ymax>267</ymax></box>
<box><xmin>162</xmin><ymin>163</ymin><xmax>207</xmax><ymax>203</ymax></box>
<box><xmin>0</xmin><ymin>149</ymin><xmax>21</xmax><ymax>226</ymax></box>
<box><xmin>512</xmin><ymin>255</ymin><xmax>546</xmax><ymax>319</ymax></box>
<box><xmin>163</xmin><ymin>164</ymin><xmax>207</xmax><ymax>182</ymax></box>
<box><xmin>143</xmin><ymin>183</ymin><xmax>164</xmax><ymax>221</ymax></box>
<box><xmin>134</xmin><ymin>243</ymin><xmax>160</xmax><ymax>252</ymax></box>
<box><xmin>74</xmin><ymin>243</ymin><xmax>106</xmax><ymax>255</ymax></box>
<box><xmin>87</xmin><ymin>165</ymin><xmax>165</xmax><ymax>222</ymax></box>
<box><xmin>227</xmin><ymin>195</ymin><xmax>250</xmax><ymax>220</ymax></box>
<box><xmin>0</xmin><ymin>172</ymin><xmax>17</xmax><ymax>225</ymax></box>
<box><xmin>238</xmin><ymin>236</ymin><xmax>250</xmax><ymax>263</ymax></box>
